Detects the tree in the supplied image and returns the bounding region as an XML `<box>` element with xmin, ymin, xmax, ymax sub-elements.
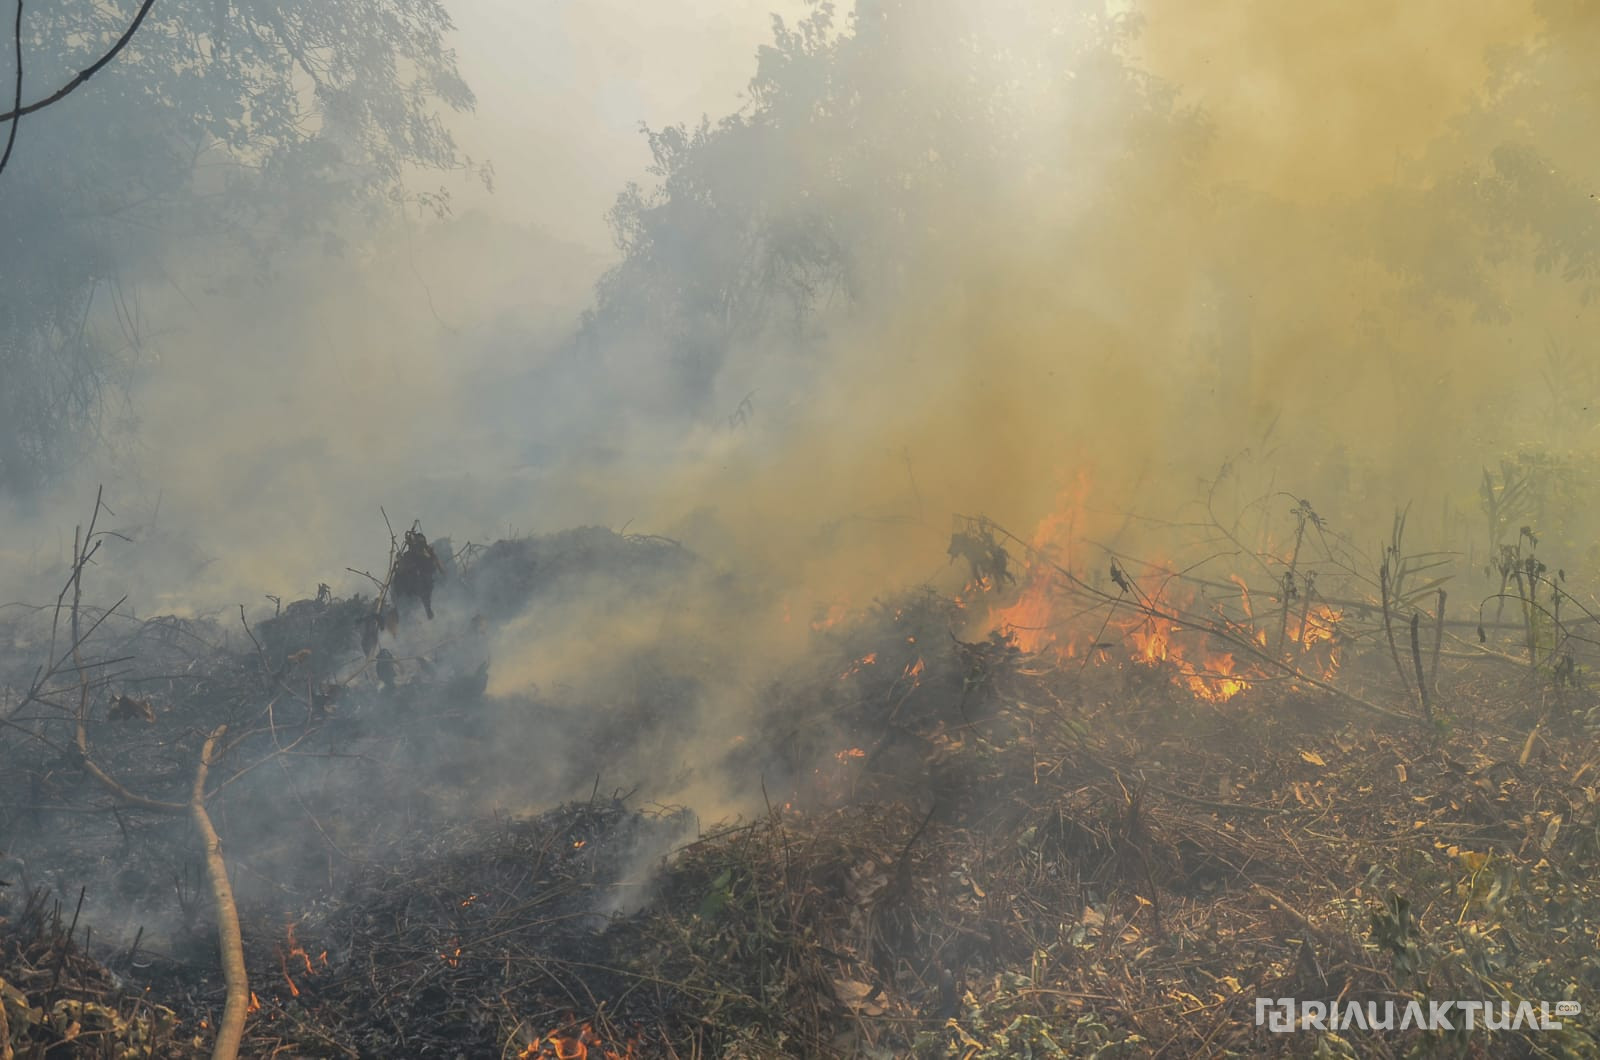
<box><xmin>568</xmin><ymin>0</ymin><xmax>1203</xmax><ymax>423</ymax></box>
<box><xmin>0</xmin><ymin>0</ymin><xmax>476</xmax><ymax>495</ymax></box>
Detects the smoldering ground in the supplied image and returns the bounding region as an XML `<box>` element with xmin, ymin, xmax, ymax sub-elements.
<box><xmin>4</xmin><ymin>0</ymin><xmax>1600</xmax><ymax>904</ymax></box>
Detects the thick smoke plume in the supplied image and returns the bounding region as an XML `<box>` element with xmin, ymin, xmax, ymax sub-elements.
<box><xmin>6</xmin><ymin>0</ymin><xmax>1600</xmax><ymax>818</ymax></box>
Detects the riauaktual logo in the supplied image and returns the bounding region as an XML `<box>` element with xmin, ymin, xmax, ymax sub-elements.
<box><xmin>1255</xmin><ymin>998</ymin><xmax>1581</xmax><ymax>1033</ymax></box>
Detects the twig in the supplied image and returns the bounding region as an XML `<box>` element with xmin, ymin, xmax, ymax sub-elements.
<box><xmin>1409</xmin><ymin>612</ymin><xmax>1432</xmax><ymax>726</ymax></box>
<box><xmin>0</xmin><ymin>0</ymin><xmax>158</xmax><ymax>122</ymax></box>
<box><xmin>49</xmin><ymin>886</ymin><xmax>86</xmax><ymax>995</ymax></box>
<box><xmin>1275</xmin><ymin>509</ymin><xmax>1308</xmax><ymax>658</ymax></box>
<box><xmin>1380</xmin><ymin>559</ymin><xmax>1412</xmax><ymax>700</ymax></box>
<box><xmin>1429</xmin><ymin>589</ymin><xmax>1446</xmax><ymax>689</ymax></box>
<box><xmin>1253</xmin><ymin>883</ymin><xmax>1318</xmax><ymax>937</ymax></box>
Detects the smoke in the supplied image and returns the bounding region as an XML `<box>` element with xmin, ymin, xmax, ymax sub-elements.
<box><xmin>6</xmin><ymin>0</ymin><xmax>1600</xmax><ymax>828</ymax></box>
<box><xmin>616</xmin><ymin>0</ymin><xmax>1597</xmax><ymax>588</ymax></box>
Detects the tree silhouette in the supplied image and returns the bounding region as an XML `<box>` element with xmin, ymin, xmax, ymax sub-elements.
<box><xmin>0</xmin><ymin>0</ymin><xmax>475</xmax><ymax>494</ymax></box>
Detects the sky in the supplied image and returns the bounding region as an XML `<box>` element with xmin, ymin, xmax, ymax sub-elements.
<box><xmin>444</xmin><ymin>0</ymin><xmax>811</xmax><ymax>250</ymax></box>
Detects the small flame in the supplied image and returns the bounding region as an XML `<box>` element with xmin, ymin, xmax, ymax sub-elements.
<box><xmin>247</xmin><ymin>992</ymin><xmax>260</xmax><ymax>1014</ymax></box>
<box><xmin>519</xmin><ymin>1021</ymin><xmax>637</xmax><ymax>1060</ymax></box>
<box><xmin>833</xmin><ymin>747</ymin><xmax>867</xmax><ymax>763</ymax></box>
<box><xmin>277</xmin><ymin>922</ymin><xmax>316</xmax><ymax>998</ymax></box>
<box><xmin>840</xmin><ymin>652</ymin><xmax>878</xmax><ymax>680</ymax></box>
<box><xmin>1229</xmin><ymin>574</ymin><xmax>1254</xmax><ymax>620</ymax></box>
<box><xmin>573</xmin><ymin>839</ymin><xmax>586</xmax><ymax>849</ymax></box>
<box><xmin>440</xmin><ymin>938</ymin><xmax>462</xmax><ymax>967</ymax></box>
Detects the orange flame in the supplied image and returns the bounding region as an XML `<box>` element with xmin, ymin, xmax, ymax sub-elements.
<box><xmin>984</xmin><ymin>474</ymin><xmax>1342</xmax><ymax>703</ymax></box>
<box><xmin>839</xmin><ymin>652</ymin><xmax>878</xmax><ymax>680</ymax></box>
<box><xmin>278</xmin><ymin>922</ymin><xmax>317</xmax><ymax>998</ymax></box>
<box><xmin>990</xmin><ymin>471</ymin><xmax>1093</xmax><ymax>653</ymax></box>
<box><xmin>1128</xmin><ymin>613</ymin><xmax>1251</xmax><ymax>702</ymax></box>
<box><xmin>519</xmin><ymin>1021</ymin><xmax>637</xmax><ymax>1060</ymax></box>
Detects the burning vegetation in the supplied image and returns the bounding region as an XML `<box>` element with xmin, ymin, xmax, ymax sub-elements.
<box><xmin>2</xmin><ymin>468</ymin><xmax>1600</xmax><ymax>1058</ymax></box>
<box><xmin>5</xmin><ymin>0</ymin><xmax>1600</xmax><ymax>1055</ymax></box>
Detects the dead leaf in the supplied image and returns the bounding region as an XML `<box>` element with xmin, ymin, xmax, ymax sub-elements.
<box><xmin>1300</xmin><ymin>750</ymin><xmax>1327</xmax><ymax>768</ymax></box>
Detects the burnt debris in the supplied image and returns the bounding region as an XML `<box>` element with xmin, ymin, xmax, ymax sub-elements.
<box><xmin>391</xmin><ymin>526</ymin><xmax>443</xmax><ymax>620</ymax></box>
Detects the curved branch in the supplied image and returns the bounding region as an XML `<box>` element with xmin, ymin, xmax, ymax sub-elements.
<box><xmin>192</xmin><ymin>725</ymin><xmax>248</xmax><ymax>1060</ymax></box>
<box><xmin>0</xmin><ymin>0</ymin><xmax>22</xmax><ymax>177</ymax></box>
<box><xmin>0</xmin><ymin>0</ymin><xmax>158</xmax><ymax>123</ymax></box>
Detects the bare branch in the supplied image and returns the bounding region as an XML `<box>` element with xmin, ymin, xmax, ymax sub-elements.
<box><xmin>0</xmin><ymin>0</ymin><xmax>22</xmax><ymax>178</ymax></box>
<box><xmin>0</xmin><ymin>0</ymin><xmax>158</xmax><ymax>123</ymax></box>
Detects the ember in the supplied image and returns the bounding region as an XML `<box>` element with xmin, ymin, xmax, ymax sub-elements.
<box><xmin>839</xmin><ymin>652</ymin><xmax>878</xmax><ymax>679</ymax></box>
<box><xmin>520</xmin><ymin>1021</ymin><xmax>636</xmax><ymax>1060</ymax></box>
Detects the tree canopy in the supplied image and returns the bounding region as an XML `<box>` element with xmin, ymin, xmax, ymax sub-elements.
<box><xmin>0</xmin><ymin>0</ymin><xmax>475</xmax><ymax>494</ymax></box>
<box><xmin>569</xmin><ymin>0</ymin><xmax>1598</xmax><ymax>489</ymax></box>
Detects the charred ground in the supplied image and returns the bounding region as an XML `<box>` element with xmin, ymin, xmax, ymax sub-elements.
<box><xmin>1</xmin><ymin>505</ymin><xmax>1599</xmax><ymax>1058</ymax></box>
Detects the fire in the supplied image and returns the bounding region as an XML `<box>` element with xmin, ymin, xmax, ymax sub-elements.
<box><xmin>839</xmin><ymin>652</ymin><xmax>878</xmax><ymax>680</ymax></box>
<box><xmin>440</xmin><ymin>938</ymin><xmax>462</xmax><ymax>967</ymax></box>
<box><xmin>247</xmin><ymin>992</ymin><xmax>260</xmax><ymax>1015</ymax></box>
<box><xmin>1229</xmin><ymin>574</ymin><xmax>1254</xmax><ymax>620</ymax></box>
<box><xmin>519</xmin><ymin>1021</ymin><xmax>636</xmax><ymax>1060</ymax></box>
<box><xmin>277</xmin><ymin>922</ymin><xmax>317</xmax><ymax>998</ymax></box>
<box><xmin>1287</xmin><ymin>603</ymin><xmax>1343</xmax><ymax>651</ymax></box>
<box><xmin>1128</xmin><ymin>614</ymin><xmax>1251</xmax><ymax>703</ymax></box>
<box><xmin>834</xmin><ymin>747</ymin><xmax>867</xmax><ymax>763</ymax></box>
<box><xmin>984</xmin><ymin>475</ymin><xmax>1343</xmax><ymax>703</ymax></box>
<box><xmin>990</xmin><ymin>471</ymin><xmax>1094</xmax><ymax>653</ymax></box>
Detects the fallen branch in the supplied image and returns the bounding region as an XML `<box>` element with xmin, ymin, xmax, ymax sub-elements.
<box><xmin>192</xmin><ymin>725</ymin><xmax>247</xmax><ymax>1060</ymax></box>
